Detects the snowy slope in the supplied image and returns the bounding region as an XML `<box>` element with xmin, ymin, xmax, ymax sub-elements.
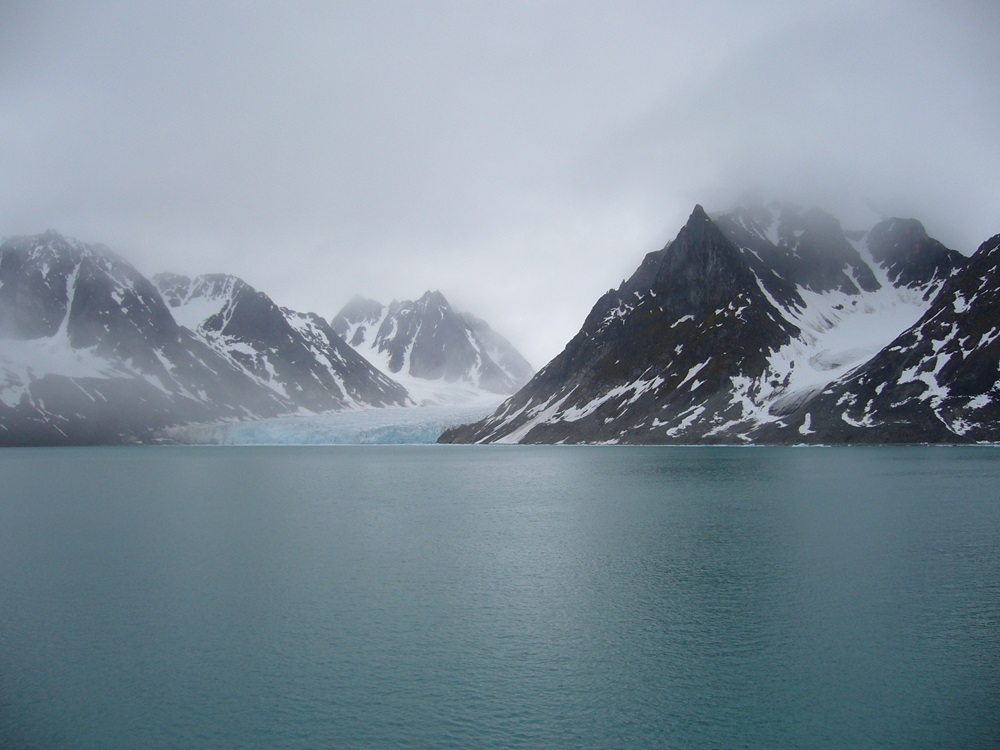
<box><xmin>768</xmin><ymin>232</ymin><xmax>1000</xmax><ymax>442</ymax></box>
<box><xmin>442</xmin><ymin>203</ymin><xmax>986</xmax><ymax>445</ymax></box>
<box><xmin>0</xmin><ymin>233</ymin><xmax>293</xmax><ymax>444</ymax></box>
<box><xmin>0</xmin><ymin>233</ymin><xmax>411</xmax><ymax>444</ymax></box>
<box><xmin>333</xmin><ymin>291</ymin><xmax>533</xmax><ymax>402</ymax></box>
<box><xmin>710</xmin><ymin>205</ymin><xmax>964</xmax><ymax>433</ymax></box>
<box><xmin>154</xmin><ymin>273</ymin><xmax>410</xmax><ymax>411</ymax></box>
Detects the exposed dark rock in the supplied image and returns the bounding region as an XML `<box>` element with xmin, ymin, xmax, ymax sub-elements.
<box><xmin>867</xmin><ymin>218</ymin><xmax>967</xmax><ymax>292</ymax></box>
<box><xmin>0</xmin><ymin>233</ymin><xmax>409</xmax><ymax>444</ymax></box>
<box><xmin>442</xmin><ymin>204</ymin><xmax>995</xmax><ymax>445</ymax></box>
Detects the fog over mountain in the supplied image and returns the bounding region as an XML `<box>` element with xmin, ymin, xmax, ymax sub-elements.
<box><xmin>2</xmin><ymin>1</ymin><xmax>998</xmax><ymax>368</ymax></box>
<box><xmin>441</xmin><ymin>203</ymin><xmax>1000</xmax><ymax>445</ymax></box>
<box><xmin>0</xmin><ymin>231</ymin><xmax>533</xmax><ymax>444</ymax></box>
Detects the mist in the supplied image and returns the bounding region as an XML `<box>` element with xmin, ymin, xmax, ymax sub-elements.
<box><xmin>1</xmin><ymin>0</ymin><xmax>997</xmax><ymax>368</ymax></box>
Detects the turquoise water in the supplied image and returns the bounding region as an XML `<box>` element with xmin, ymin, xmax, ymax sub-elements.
<box><xmin>1</xmin><ymin>446</ymin><xmax>998</xmax><ymax>748</ymax></box>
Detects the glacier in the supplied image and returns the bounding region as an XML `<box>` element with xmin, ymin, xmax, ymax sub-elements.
<box><xmin>166</xmin><ymin>399</ymin><xmax>503</xmax><ymax>445</ymax></box>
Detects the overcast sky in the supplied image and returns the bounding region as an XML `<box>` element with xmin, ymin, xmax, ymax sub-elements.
<box><xmin>2</xmin><ymin>1</ymin><xmax>997</xmax><ymax>368</ymax></box>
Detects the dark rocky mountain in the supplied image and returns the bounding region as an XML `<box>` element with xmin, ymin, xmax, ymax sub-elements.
<box><xmin>441</xmin><ymin>203</ymin><xmax>990</xmax><ymax>444</ymax></box>
<box><xmin>333</xmin><ymin>295</ymin><xmax>385</xmax><ymax>347</ymax></box>
<box><xmin>758</xmin><ymin>232</ymin><xmax>1000</xmax><ymax>443</ymax></box>
<box><xmin>154</xmin><ymin>273</ymin><xmax>409</xmax><ymax>412</ymax></box>
<box><xmin>717</xmin><ymin>203</ymin><xmax>880</xmax><ymax>299</ymax></box>
<box><xmin>0</xmin><ymin>233</ymin><xmax>407</xmax><ymax>445</ymax></box>
<box><xmin>0</xmin><ymin>233</ymin><xmax>287</xmax><ymax>444</ymax></box>
<box><xmin>332</xmin><ymin>290</ymin><xmax>533</xmax><ymax>399</ymax></box>
<box><xmin>865</xmin><ymin>217</ymin><xmax>967</xmax><ymax>292</ymax></box>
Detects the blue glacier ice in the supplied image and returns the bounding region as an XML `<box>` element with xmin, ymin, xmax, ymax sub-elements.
<box><xmin>168</xmin><ymin>401</ymin><xmax>502</xmax><ymax>445</ymax></box>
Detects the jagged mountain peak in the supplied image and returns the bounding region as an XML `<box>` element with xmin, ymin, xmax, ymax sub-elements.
<box><xmin>153</xmin><ymin>270</ymin><xmax>408</xmax><ymax>411</ymax></box>
<box><xmin>383</xmin><ymin>290</ymin><xmax>452</xmax><ymax>322</ymax></box>
<box><xmin>330</xmin><ymin>295</ymin><xmax>385</xmax><ymax>347</ymax></box>
<box><xmin>332</xmin><ymin>290</ymin><xmax>533</xmax><ymax>398</ymax></box>
<box><xmin>153</xmin><ymin>272</ymin><xmax>245</xmax><ymax>333</ymax></box>
<box><xmin>418</xmin><ymin>289</ymin><xmax>448</xmax><ymax>305</ymax></box>
<box><xmin>3</xmin><ymin>231</ymin><xmax>139</xmax><ymax>288</ymax></box>
<box><xmin>866</xmin><ymin>217</ymin><xmax>968</xmax><ymax>291</ymax></box>
<box><xmin>152</xmin><ymin>272</ymin><xmax>192</xmax><ymax>306</ymax></box>
<box><xmin>443</xmin><ymin>204</ymin><xmax>801</xmax><ymax>444</ymax></box>
<box><xmin>1</xmin><ymin>232</ymin><xmax>412</xmax><ymax>444</ymax></box>
<box><xmin>442</xmin><ymin>202</ymin><xmax>993</xmax><ymax>445</ymax></box>
<box><xmin>643</xmin><ymin>203</ymin><xmax>767</xmax><ymax>316</ymax></box>
<box><xmin>1</xmin><ymin>232</ymin><xmax>178</xmax><ymax>353</ymax></box>
<box><xmin>152</xmin><ymin>271</ymin><xmax>251</xmax><ymax>303</ymax></box>
<box><xmin>6</xmin><ymin>229</ymin><xmax>105</xmax><ymax>257</ymax></box>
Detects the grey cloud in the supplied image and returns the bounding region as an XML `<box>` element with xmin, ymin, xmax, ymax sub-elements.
<box><xmin>594</xmin><ymin>1</ymin><xmax>1000</xmax><ymax>248</ymax></box>
<box><xmin>1</xmin><ymin>1</ymin><xmax>997</xmax><ymax>368</ymax></box>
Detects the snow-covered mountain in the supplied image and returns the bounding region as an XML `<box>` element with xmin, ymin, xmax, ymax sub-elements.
<box><xmin>763</xmin><ymin>231</ymin><xmax>1000</xmax><ymax>442</ymax></box>
<box><xmin>0</xmin><ymin>233</ymin><xmax>286</xmax><ymax>444</ymax></box>
<box><xmin>154</xmin><ymin>273</ymin><xmax>408</xmax><ymax>412</ymax></box>
<box><xmin>441</xmin><ymin>202</ymin><xmax>996</xmax><ymax>444</ymax></box>
<box><xmin>0</xmin><ymin>233</ymin><xmax>406</xmax><ymax>444</ymax></box>
<box><xmin>461</xmin><ymin>311</ymin><xmax>535</xmax><ymax>388</ymax></box>
<box><xmin>332</xmin><ymin>290</ymin><xmax>533</xmax><ymax>402</ymax></box>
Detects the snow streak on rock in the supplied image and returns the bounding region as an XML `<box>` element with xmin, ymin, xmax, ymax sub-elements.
<box><xmin>332</xmin><ymin>291</ymin><xmax>533</xmax><ymax>402</ymax></box>
<box><xmin>442</xmin><ymin>202</ymin><xmax>994</xmax><ymax>445</ymax></box>
<box><xmin>155</xmin><ymin>272</ymin><xmax>409</xmax><ymax>412</ymax></box>
<box><xmin>0</xmin><ymin>233</ymin><xmax>407</xmax><ymax>444</ymax></box>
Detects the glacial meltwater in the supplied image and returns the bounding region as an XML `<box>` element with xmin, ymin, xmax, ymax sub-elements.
<box><xmin>1</xmin><ymin>446</ymin><xmax>998</xmax><ymax>749</ymax></box>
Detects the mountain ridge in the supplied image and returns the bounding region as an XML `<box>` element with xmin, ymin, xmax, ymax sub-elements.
<box><xmin>0</xmin><ymin>233</ymin><xmax>293</xmax><ymax>444</ymax></box>
<box><xmin>0</xmin><ymin>231</ymin><xmax>533</xmax><ymax>444</ymax></box>
<box><xmin>440</xmin><ymin>203</ymin><xmax>992</xmax><ymax>444</ymax></box>
<box><xmin>332</xmin><ymin>289</ymin><xmax>533</xmax><ymax>402</ymax></box>
<box><xmin>153</xmin><ymin>271</ymin><xmax>409</xmax><ymax>413</ymax></box>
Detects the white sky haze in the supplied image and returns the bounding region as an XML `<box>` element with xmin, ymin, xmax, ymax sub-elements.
<box><xmin>1</xmin><ymin>1</ymin><xmax>997</xmax><ymax>367</ymax></box>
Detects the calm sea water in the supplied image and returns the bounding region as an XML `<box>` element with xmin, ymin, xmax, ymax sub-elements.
<box><xmin>1</xmin><ymin>446</ymin><xmax>998</xmax><ymax>749</ymax></box>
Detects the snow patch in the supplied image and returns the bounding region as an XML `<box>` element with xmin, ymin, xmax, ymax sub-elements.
<box><xmin>799</xmin><ymin>413</ymin><xmax>815</xmax><ymax>435</ymax></box>
<box><xmin>966</xmin><ymin>394</ymin><xmax>991</xmax><ymax>410</ymax></box>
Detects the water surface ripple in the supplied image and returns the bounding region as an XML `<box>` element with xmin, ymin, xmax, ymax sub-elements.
<box><xmin>1</xmin><ymin>446</ymin><xmax>998</xmax><ymax>748</ymax></box>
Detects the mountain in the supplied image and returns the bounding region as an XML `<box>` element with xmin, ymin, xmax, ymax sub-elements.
<box><xmin>440</xmin><ymin>203</ymin><xmax>992</xmax><ymax>444</ymax></box>
<box><xmin>332</xmin><ymin>290</ymin><xmax>533</xmax><ymax>401</ymax></box>
<box><xmin>0</xmin><ymin>232</ymin><xmax>406</xmax><ymax>445</ymax></box>
<box><xmin>153</xmin><ymin>273</ymin><xmax>408</xmax><ymax>412</ymax></box>
<box><xmin>0</xmin><ymin>233</ymin><xmax>285</xmax><ymax>444</ymax></box>
<box><xmin>460</xmin><ymin>311</ymin><xmax>535</xmax><ymax>388</ymax></box>
<box><xmin>759</xmin><ymin>232</ymin><xmax>1000</xmax><ymax>443</ymax></box>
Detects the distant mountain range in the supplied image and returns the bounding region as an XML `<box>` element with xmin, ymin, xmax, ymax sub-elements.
<box><xmin>441</xmin><ymin>202</ymin><xmax>1000</xmax><ymax>444</ymax></box>
<box><xmin>332</xmin><ymin>291</ymin><xmax>533</xmax><ymax>401</ymax></box>
<box><xmin>0</xmin><ymin>231</ymin><xmax>529</xmax><ymax>445</ymax></box>
<box><xmin>5</xmin><ymin>199</ymin><xmax>999</xmax><ymax>446</ymax></box>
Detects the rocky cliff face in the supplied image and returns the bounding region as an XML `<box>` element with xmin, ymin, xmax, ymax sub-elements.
<box><xmin>333</xmin><ymin>290</ymin><xmax>533</xmax><ymax>399</ymax></box>
<box><xmin>441</xmin><ymin>203</ymin><xmax>989</xmax><ymax>444</ymax></box>
<box><xmin>0</xmin><ymin>233</ymin><xmax>407</xmax><ymax>445</ymax></box>
<box><xmin>155</xmin><ymin>273</ymin><xmax>409</xmax><ymax>412</ymax></box>
<box><xmin>761</xmin><ymin>232</ymin><xmax>1000</xmax><ymax>443</ymax></box>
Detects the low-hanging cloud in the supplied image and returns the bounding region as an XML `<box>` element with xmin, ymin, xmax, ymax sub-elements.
<box><xmin>1</xmin><ymin>0</ymin><xmax>997</xmax><ymax>368</ymax></box>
